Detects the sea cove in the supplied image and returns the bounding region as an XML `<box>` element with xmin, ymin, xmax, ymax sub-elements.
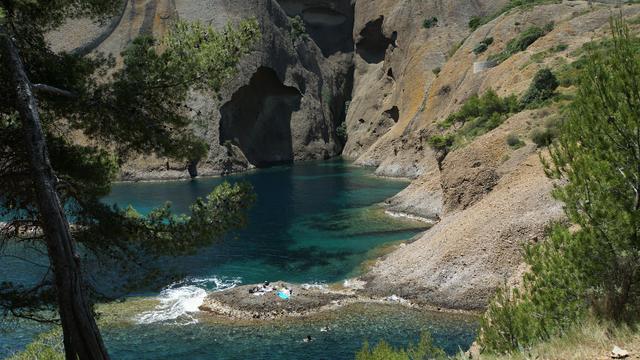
<box><xmin>1</xmin><ymin>161</ymin><xmax>477</xmax><ymax>359</ymax></box>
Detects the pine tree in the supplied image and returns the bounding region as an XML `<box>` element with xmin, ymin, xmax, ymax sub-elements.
<box><xmin>544</xmin><ymin>17</ymin><xmax>640</xmax><ymax>321</ymax></box>
<box><xmin>479</xmin><ymin>17</ymin><xmax>640</xmax><ymax>353</ymax></box>
<box><xmin>0</xmin><ymin>1</ymin><xmax>259</xmax><ymax>358</ymax></box>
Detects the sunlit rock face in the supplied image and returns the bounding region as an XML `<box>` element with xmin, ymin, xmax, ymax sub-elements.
<box><xmin>48</xmin><ymin>0</ymin><xmax>355</xmax><ymax>178</ymax></box>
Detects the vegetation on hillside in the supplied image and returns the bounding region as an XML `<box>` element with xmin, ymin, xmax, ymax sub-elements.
<box><xmin>427</xmin><ymin>67</ymin><xmax>558</xmax><ymax>156</ymax></box>
<box><xmin>479</xmin><ymin>17</ymin><xmax>640</xmax><ymax>354</ymax></box>
<box><xmin>360</xmin><ymin>16</ymin><xmax>640</xmax><ymax>360</ymax></box>
<box><xmin>469</xmin><ymin>0</ymin><xmax>561</xmax><ymax>31</ymax></box>
<box><xmin>489</xmin><ymin>23</ymin><xmax>554</xmax><ymax>63</ymax></box>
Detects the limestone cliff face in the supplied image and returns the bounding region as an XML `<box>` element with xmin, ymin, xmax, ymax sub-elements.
<box><xmin>49</xmin><ymin>0</ymin><xmax>353</xmax><ymax>180</ymax></box>
<box><xmin>357</xmin><ymin>1</ymin><xmax>640</xmax><ymax>310</ymax></box>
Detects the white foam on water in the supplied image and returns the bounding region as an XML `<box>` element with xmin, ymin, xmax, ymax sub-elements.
<box><xmin>301</xmin><ymin>282</ymin><xmax>327</xmax><ymax>290</ymax></box>
<box><xmin>135</xmin><ymin>276</ymin><xmax>241</xmax><ymax>325</ymax></box>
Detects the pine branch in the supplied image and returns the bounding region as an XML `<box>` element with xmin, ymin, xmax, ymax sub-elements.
<box><xmin>32</xmin><ymin>83</ymin><xmax>78</xmax><ymax>98</ymax></box>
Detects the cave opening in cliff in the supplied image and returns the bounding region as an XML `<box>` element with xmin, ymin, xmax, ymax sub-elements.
<box><xmin>277</xmin><ymin>0</ymin><xmax>355</xmax><ymax>58</ymax></box>
<box><xmin>219</xmin><ymin>67</ymin><xmax>302</xmax><ymax>168</ymax></box>
<box><xmin>356</xmin><ymin>16</ymin><xmax>393</xmax><ymax>64</ymax></box>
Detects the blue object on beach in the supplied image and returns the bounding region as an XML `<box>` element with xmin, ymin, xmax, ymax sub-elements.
<box><xmin>277</xmin><ymin>291</ymin><xmax>290</xmax><ymax>300</ymax></box>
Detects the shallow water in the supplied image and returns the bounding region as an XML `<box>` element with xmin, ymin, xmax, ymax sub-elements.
<box><xmin>104</xmin><ymin>303</ymin><xmax>477</xmax><ymax>360</ymax></box>
<box><xmin>1</xmin><ymin>160</ymin><xmax>477</xmax><ymax>359</ymax></box>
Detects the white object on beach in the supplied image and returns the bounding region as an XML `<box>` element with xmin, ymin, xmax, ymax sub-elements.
<box><xmin>611</xmin><ymin>346</ymin><xmax>629</xmax><ymax>359</ymax></box>
<box><xmin>386</xmin><ymin>294</ymin><xmax>407</xmax><ymax>303</ymax></box>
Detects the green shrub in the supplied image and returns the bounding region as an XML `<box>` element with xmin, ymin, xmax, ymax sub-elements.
<box><xmin>473</xmin><ymin>37</ymin><xmax>494</xmax><ymax>54</ymax></box>
<box><xmin>431</xmin><ymin>90</ymin><xmax>520</xmax><ymax>153</ymax></box>
<box><xmin>432</xmin><ymin>67</ymin><xmax>441</xmax><ymax>76</ymax></box>
<box><xmin>423</xmin><ymin>17</ymin><xmax>438</xmax><ymax>29</ymax></box>
<box><xmin>290</xmin><ymin>15</ymin><xmax>307</xmax><ymax>42</ymax></box>
<box><xmin>427</xmin><ymin>134</ymin><xmax>454</xmax><ymax>151</ymax></box>
<box><xmin>336</xmin><ymin>122</ymin><xmax>347</xmax><ymax>143</ymax></box>
<box><xmin>356</xmin><ymin>333</ymin><xmax>447</xmax><ymax>360</ymax></box>
<box><xmin>506</xmin><ymin>133</ymin><xmax>525</xmax><ymax>149</ymax></box>
<box><xmin>490</xmin><ymin>24</ymin><xmax>552</xmax><ymax>63</ymax></box>
<box><xmin>469</xmin><ymin>16</ymin><xmax>483</xmax><ymax>31</ymax></box>
<box><xmin>479</xmin><ymin>226</ymin><xmax>587</xmax><ymax>354</ymax></box>
<box><xmin>530</xmin><ymin>128</ymin><xmax>552</xmax><ymax>147</ymax></box>
<box><xmin>468</xmin><ymin>0</ymin><xmax>560</xmax><ymax>31</ymax></box>
<box><xmin>520</xmin><ymin>68</ymin><xmax>559</xmax><ymax>108</ymax></box>
<box><xmin>552</xmin><ymin>43</ymin><xmax>568</xmax><ymax>52</ymax></box>
<box><xmin>8</xmin><ymin>330</ymin><xmax>64</xmax><ymax>360</ymax></box>
<box><xmin>530</xmin><ymin>116</ymin><xmax>561</xmax><ymax>148</ymax></box>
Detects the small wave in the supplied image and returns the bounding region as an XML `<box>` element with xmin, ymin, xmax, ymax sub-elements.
<box><xmin>301</xmin><ymin>282</ymin><xmax>327</xmax><ymax>290</ymax></box>
<box><xmin>135</xmin><ymin>276</ymin><xmax>241</xmax><ymax>325</ymax></box>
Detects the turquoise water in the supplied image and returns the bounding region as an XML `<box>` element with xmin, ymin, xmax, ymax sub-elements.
<box><xmin>1</xmin><ymin>160</ymin><xmax>477</xmax><ymax>359</ymax></box>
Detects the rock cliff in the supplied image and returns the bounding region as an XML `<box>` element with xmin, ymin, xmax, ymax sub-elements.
<box><xmin>49</xmin><ymin>0</ymin><xmax>353</xmax><ymax>180</ymax></box>
<box><xmin>355</xmin><ymin>1</ymin><xmax>640</xmax><ymax>310</ymax></box>
<box><xmin>49</xmin><ymin>0</ymin><xmax>640</xmax><ymax>310</ymax></box>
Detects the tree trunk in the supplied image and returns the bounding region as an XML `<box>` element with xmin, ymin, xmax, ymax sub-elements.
<box><xmin>1</xmin><ymin>28</ymin><xmax>111</xmax><ymax>360</ymax></box>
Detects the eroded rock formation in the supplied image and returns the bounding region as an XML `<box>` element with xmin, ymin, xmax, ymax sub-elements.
<box><xmin>49</xmin><ymin>0</ymin><xmax>353</xmax><ymax>180</ymax></box>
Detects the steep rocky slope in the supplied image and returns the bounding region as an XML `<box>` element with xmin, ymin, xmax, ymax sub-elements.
<box><xmin>357</xmin><ymin>1</ymin><xmax>640</xmax><ymax>310</ymax></box>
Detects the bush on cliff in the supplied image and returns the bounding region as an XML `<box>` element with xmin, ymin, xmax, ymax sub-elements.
<box><xmin>520</xmin><ymin>68</ymin><xmax>559</xmax><ymax>108</ymax></box>
<box><xmin>469</xmin><ymin>0</ymin><xmax>561</xmax><ymax>31</ymax></box>
<box><xmin>429</xmin><ymin>90</ymin><xmax>519</xmax><ymax>154</ymax></box>
<box><xmin>479</xmin><ymin>18</ymin><xmax>640</xmax><ymax>354</ymax></box>
<box><xmin>490</xmin><ymin>24</ymin><xmax>552</xmax><ymax>63</ymax></box>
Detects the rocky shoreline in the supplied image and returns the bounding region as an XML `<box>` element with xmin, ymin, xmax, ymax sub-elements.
<box><xmin>199</xmin><ymin>280</ymin><xmax>479</xmax><ymax>321</ymax></box>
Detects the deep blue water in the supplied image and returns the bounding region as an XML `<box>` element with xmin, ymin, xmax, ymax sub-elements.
<box><xmin>1</xmin><ymin>160</ymin><xmax>477</xmax><ymax>359</ymax></box>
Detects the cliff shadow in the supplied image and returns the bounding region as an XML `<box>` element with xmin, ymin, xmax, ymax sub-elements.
<box><xmin>220</xmin><ymin>67</ymin><xmax>302</xmax><ymax>167</ymax></box>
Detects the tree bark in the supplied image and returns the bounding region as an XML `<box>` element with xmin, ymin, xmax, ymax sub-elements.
<box><xmin>1</xmin><ymin>28</ymin><xmax>111</xmax><ymax>360</ymax></box>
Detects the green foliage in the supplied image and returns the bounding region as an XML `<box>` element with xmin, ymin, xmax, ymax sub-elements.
<box><xmin>336</xmin><ymin>122</ymin><xmax>348</xmax><ymax>143</ymax></box>
<box><xmin>480</xmin><ymin>18</ymin><xmax>640</xmax><ymax>354</ymax></box>
<box><xmin>80</xmin><ymin>19</ymin><xmax>260</xmax><ymax>161</ymax></box>
<box><xmin>0</xmin><ymin>1</ymin><xmax>259</xmax><ymax>325</ymax></box>
<box><xmin>7</xmin><ymin>330</ymin><xmax>64</xmax><ymax>360</ymax></box>
<box><xmin>355</xmin><ymin>333</ymin><xmax>447</xmax><ymax>360</ymax></box>
<box><xmin>427</xmin><ymin>134</ymin><xmax>454</xmax><ymax>152</ymax></box>
<box><xmin>530</xmin><ymin>117</ymin><xmax>561</xmax><ymax>148</ymax></box>
<box><xmin>290</xmin><ymin>16</ymin><xmax>307</xmax><ymax>42</ymax></box>
<box><xmin>506</xmin><ymin>133</ymin><xmax>525</xmax><ymax>149</ymax></box>
<box><xmin>473</xmin><ymin>37</ymin><xmax>494</xmax><ymax>55</ymax></box>
<box><xmin>423</xmin><ymin>17</ymin><xmax>438</xmax><ymax>29</ymax></box>
<box><xmin>520</xmin><ymin>68</ymin><xmax>559</xmax><ymax>108</ymax></box>
<box><xmin>432</xmin><ymin>67</ymin><xmax>441</xmax><ymax>76</ymax></box>
<box><xmin>557</xmin><ymin>36</ymin><xmax>640</xmax><ymax>87</ymax></box>
<box><xmin>430</xmin><ymin>90</ymin><xmax>520</xmax><ymax>153</ymax></box>
<box><xmin>552</xmin><ymin>43</ymin><xmax>568</xmax><ymax>52</ymax></box>
<box><xmin>468</xmin><ymin>0</ymin><xmax>560</xmax><ymax>31</ymax></box>
<box><xmin>469</xmin><ymin>17</ymin><xmax>483</xmax><ymax>31</ymax></box>
<box><xmin>83</xmin><ymin>182</ymin><xmax>256</xmax><ymax>257</ymax></box>
<box><xmin>490</xmin><ymin>25</ymin><xmax>551</xmax><ymax>63</ymax></box>
<box><xmin>479</xmin><ymin>226</ymin><xmax>587</xmax><ymax>353</ymax></box>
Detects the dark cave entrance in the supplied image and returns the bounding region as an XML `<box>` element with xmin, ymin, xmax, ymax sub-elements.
<box><xmin>219</xmin><ymin>67</ymin><xmax>302</xmax><ymax>167</ymax></box>
<box><xmin>355</xmin><ymin>16</ymin><xmax>395</xmax><ymax>64</ymax></box>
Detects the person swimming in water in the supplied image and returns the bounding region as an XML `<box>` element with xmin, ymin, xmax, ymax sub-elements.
<box><xmin>303</xmin><ymin>335</ymin><xmax>313</xmax><ymax>343</ymax></box>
